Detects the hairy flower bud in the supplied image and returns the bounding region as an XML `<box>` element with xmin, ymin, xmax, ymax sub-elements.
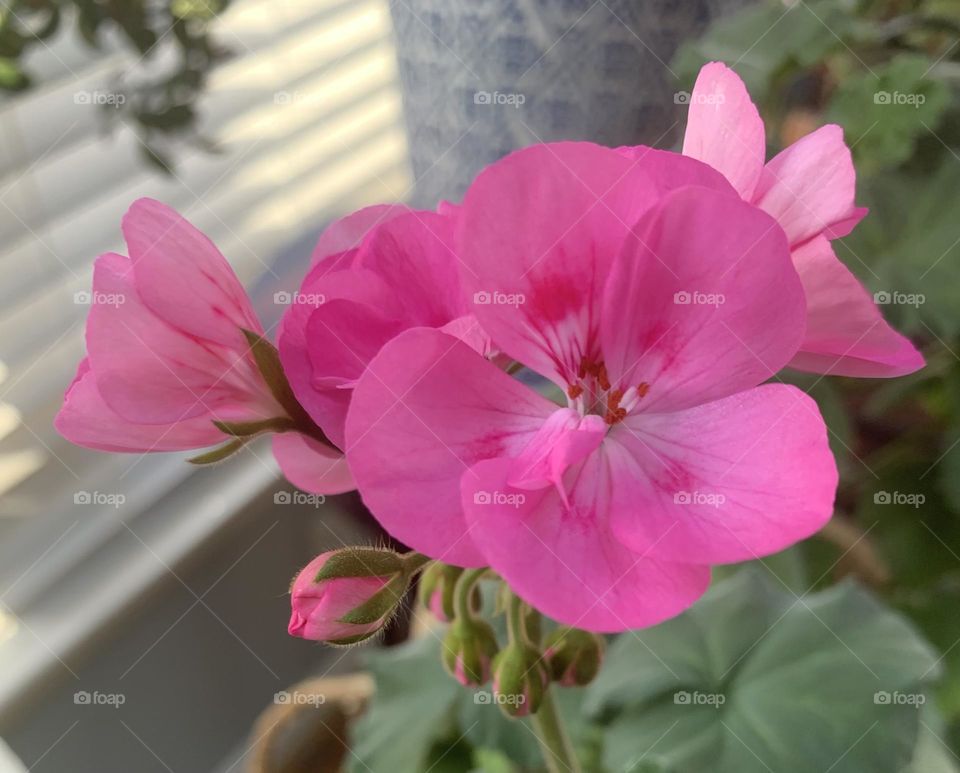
<box><xmin>288</xmin><ymin>548</ymin><xmax>406</xmax><ymax>645</ymax></box>
<box><xmin>492</xmin><ymin>643</ymin><xmax>549</xmax><ymax>717</ymax></box>
<box><xmin>543</xmin><ymin>627</ymin><xmax>605</xmax><ymax>686</ymax></box>
<box><xmin>441</xmin><ymin>617</ymin><xmax>500</xmax><ymax>687</ymax></box>
<box><xmin>418</xmin><ymin>563</ymin><xmax>461</xmax><ymax>622</ymax></box>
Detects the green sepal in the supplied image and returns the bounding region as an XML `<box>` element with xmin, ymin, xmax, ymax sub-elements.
<box><xmin>326</xmin><ymin>629</ymin><xmax>380</xmax><ymax>647</ymax></box>
<box><xmin>543</xmin><ymin>627</ymin><xmax>604</xmax><ymax>686</ymax></box>
<box><xmin>441</xmin><ymin>617</ymin><xmax>499</xmax><ymax>686</ymax></box>
<box><xmin>338</xmin><ymin>575</ymin><xmax>408</xmax><ymax>626</ymax></box>
<box><xmin>314</xmin><ymin>548</ymin><xmax>404</xmax><ymax>581</ymax></box>
<box><xmin>492</xmin><ymin>643</ymin><xmax>548</xmax><ymax>718</ymax></box>
<box><xmin>418</xmin><ymin>563</ymin><xmax>463</xmax><ymax>620</ymax></box>
<box><xmin>187</xmin><ymin>438</ymin><xmax>246</xmax><ymax>464</ymax></box>
<box><xmin>240</xmin><ymin>328</ymin><xmax>336</xmax><ymax>449</ymax></box>
<box><xmin>213</xmin><ymin>416</ymin><xmax>296</xmax><ymax>436</ymax></box>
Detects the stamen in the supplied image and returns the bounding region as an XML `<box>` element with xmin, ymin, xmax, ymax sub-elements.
<box><xmin>596</xmin><ymin>363</ymin><xmax>611</xmax><ymax>391</ymax></box>
<box><xmin>568</xmin><ymin>384</ymin><xmax>584</xmax><ymax>399</ymax></box>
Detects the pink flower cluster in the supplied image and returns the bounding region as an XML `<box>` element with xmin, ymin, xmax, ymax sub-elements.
<box><xmin>58</xmin><ymin>63</ymin><xmax>922</xmax><ymax>633</ymax></box>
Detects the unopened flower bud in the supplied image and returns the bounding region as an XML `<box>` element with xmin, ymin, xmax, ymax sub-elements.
<box><xmin>543</xmin><ymin>627</ymin><xmax>605</xmax><ymax>686</ymax></box>
<box><xmin>492</xmin><ymin>643</ymin><xmax>549</xmax><ymax>717</ymax></box>
<box><xmin>288</xmin><ymin>547</ymin><xmax>406</xmax><ymax>645</ymax></box>
<box><xmin>442</xmin><ymin>617</ymin><xmax>499</xmax><ymax>687</ymax></box>
<box><xmin>419</xmin><ymin>563</ymin><xmax>482</xmax><ymax>622</ymax></box>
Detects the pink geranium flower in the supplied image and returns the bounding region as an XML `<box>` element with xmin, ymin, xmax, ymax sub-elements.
<box><xmin>277</xmin><ymin>203</ymin><xmax>490</xmax><ymax>491</ymax></box>
<box><xmin>667</xmin><ymin>61</ymin><xmax>923</xmax><ymax>377</ymax></box>
<box><xmin>56</xmin><ymin>199</ymin><xmax>349</xmax><ymax>491</ymax></box>
<box><xmin>345</xmin><ymin>143</ymin><xmax>838</xmax><ymax>632</ymax></box>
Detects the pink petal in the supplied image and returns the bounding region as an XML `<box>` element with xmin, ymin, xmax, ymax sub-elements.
<box><xmin>456</xmin><ymin>142</ymin><xmax>733</xmax><ymax>387</ymax></box>
<box><xmin>787</xmin><ymin>237</ymin><xmax>924</xmax><ymax>377</ymax></box>
<box><xmin>753</xmin><ymin>125</ymin><xmax>860</xmax><ymax>246</ymax></box>
<box><xmin>55</xmin><ymin>359</ymin><xmax>223</xmax><ymax>452</ymax></box>
<box><xmin>461</xmin><ymin>454</ymin><xmax>711</xmax><ymax>632</ymax></box>
<box><xmin>609</xmin><ymin>384</ymin><xmax>838</xmax><ymax>564</ymax></box>
<box><xmin>122</xmin><ymin>199</ymin><xmax>262</xmax><ymax>349</ymax></box>
<box><xmin>272</xmin><ymin>433</ymin><xmax>355</xmax><ymax>495</ymax></box>
<box><xmin>506</xmin><ymin>408</ymin><xmax>605</xmax><ymax>496</ymax></box>
<box><xmin>87</xmin><ymin>252</ymin><xmax>273</xmax><ymax>424</ymax></box>
<box><xmin>601</xmin><ymin>186</ymin><xmax>806</xmax><ymax>414</ymax></box>
<box><xmin>681</xmin><ymin>61</ymin><xmax>766</xmax><ymax>199</ymax></box>
<box><xmin>303</xmin><ymin>298</ymin><xmax>406</xmax><ymax>446</ymax></box>
<box><xmin>353</xmin><ymin>210</ymin><xmax>466</xmax><ymax>325</ymax></box>
<box><xmin>345</xmin><ymin>328</ymin><xmax>557</xmax><ymax>566</ymax></box>
<box><xmin>310</xmin><ymin>203</ymin><xmax>410</xmax><ymax>267</ymax></box>
<box><xmin>278</xmin><ymin>266</ymin><xmax>391</xmax><ymax>438</ymax></box>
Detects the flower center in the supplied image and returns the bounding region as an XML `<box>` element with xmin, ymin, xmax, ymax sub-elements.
<box><xmin>567</xmin><ymin>359</ymin><xmax>649</xmax><ymax>425</ymax></box>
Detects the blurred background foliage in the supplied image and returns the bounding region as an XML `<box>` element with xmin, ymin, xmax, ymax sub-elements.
<box><xmin>0</xmin><ymin>0</ymin><xmax>231</xmax><ymax>170</ymax></box>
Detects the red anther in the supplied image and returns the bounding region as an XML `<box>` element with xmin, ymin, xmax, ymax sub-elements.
<box><xmin>596</xmin><ymin>363</ymin><xmax>611</xmax><ymax>391</ymax></box>
<box><xmin>606</xmin><ymin>388</ymin><xmax>624</xmax><ymax>410</ymax></box>
<box><xmin>637</xmin><ymin>382</ymin><xmax>650</xmax><ymax>398</ymax></box>
<box><xmin>603</xmin><ymin>407</ymin><xmax>627</xmax><ymax>425</ymax></box>
<box><xmin>568</xmin><ymin>383</ymin><xmax>584</xmax><ymax>399</ymax></box>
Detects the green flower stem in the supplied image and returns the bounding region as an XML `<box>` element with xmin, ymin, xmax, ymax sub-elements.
<box><xmin>453</xmin><ymin>567</ymin><xmax>487</xmax><ymax>619</ymax></box>
<box><xmin>506</xmin><ymin>594</ymin><xmax>581</xmax><ymax>773</ymax></box>
<box><xmin>532</xmin><ymin>689</ymin><xmax>581</xmax><ymax>773</ymax></box>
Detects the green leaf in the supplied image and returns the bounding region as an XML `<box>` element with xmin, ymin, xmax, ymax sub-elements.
<box><xmin>586</xmin><ymin>571</ymin><xmax>941</xmax><ymax>773</ymax></box>
<box><xmin>349</xmin><ymin>636</ymin><xmax>461</xmax><ymax>773</ymax></box>
<box><xmin>827</xmin><ymin>54</ymin><xmax>951</xmax><ymax>172</ymax></box>
<box><xmin>673</xmin><ymin>0</ymin><xmax>853</xmax><ymax>100</ymax></box>
<box><xmin>0</xmin><ymin>56</ymin><xmax>28</xmax><ymax>90</ymax></box>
